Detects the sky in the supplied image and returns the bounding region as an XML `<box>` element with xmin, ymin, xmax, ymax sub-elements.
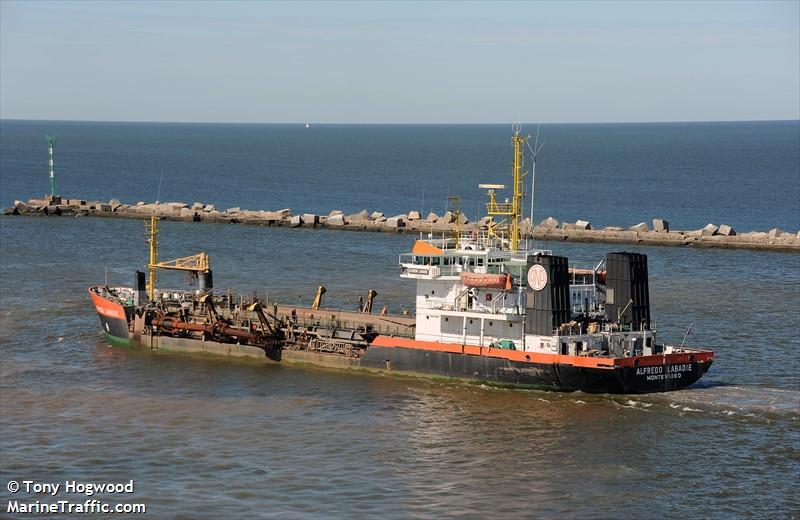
<box><xmin>1</xmin><ymin>1</ymin><xmax>798</xmax><ymax>124</ymax></box>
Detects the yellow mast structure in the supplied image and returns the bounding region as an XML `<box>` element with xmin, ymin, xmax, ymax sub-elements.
<box><xmin>146</xmin><ymin>216</ymin><xmax>159</xmax><ymax>300</ymax></box>
<box><xmin>485</xmin><ymin>124</ymin><xmax>530</xmax><ymax>251</ymax></box>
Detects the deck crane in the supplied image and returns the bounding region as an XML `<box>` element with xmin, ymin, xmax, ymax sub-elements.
<box><xmin>311</xmin><ymin>286</ymin><xmax>327</xmax><ymax>310</ymax></box>
<box><xmin>145</xmin><ymin>216</ymin><xmax>213</xmax><ymax>300</ymax></box>
<box><xmin>362</xmin><ymin>289</ymin><xmax>377</xmax><ymax>314</ymax></box>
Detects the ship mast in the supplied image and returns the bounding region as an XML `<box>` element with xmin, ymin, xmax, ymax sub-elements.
<box><xmin>483</xmin><ymin>124</ymin><xmax>530</xmax><ymax>251</ymax></box>
<box><xmin>146</xmin><ymin>216</ymin><xmax>159</xmax><ymax>300</ymax></box>
<box><xmin>509</xmin><ymin>123</ymin><xmax>529</xmax><ymax>252</ymax></box>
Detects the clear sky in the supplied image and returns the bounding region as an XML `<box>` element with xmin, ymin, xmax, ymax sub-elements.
<box><xmin>1</xmin><ymin>0</ymin><xmax>798</xmax><ymax>124</ymax></box>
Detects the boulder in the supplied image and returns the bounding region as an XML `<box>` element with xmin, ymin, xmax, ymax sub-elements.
<box><xmin>385</xmin><ymin>217</ymin><xmax>405</xmax><ymax>228</ymax></box>
<box><xmin>167</xmin><ymin>202</ymin><xmax>188</xmax><ymax>210</ymax></box>
<box><xmin>768</xmin><ymin>228</ymin><xmax>786</xmax><ymax>239</ymax></box>
<box><xmin>718</xmin><ymin>224</ymin><xmax>736</xmax><ymax>236</ymax></box>
<box><xmin>13</xmin><ymin>200</ymin><xmax>28</xmax><ymax>211</ymax></box>
<box><xmin>301</xmin><ymin>213</ymin><xmax>319</xmax><ymax>225</ymax></box>
<box><xmin>225</xmin><ymin>207</ymin><xmax>241</xmax><ymax>214</ymax></box>
<box><xmin>289</xmin><ymin>215</ymin><xmax>302</xmax><ymax>227</ymax></box>
<box><xmin>136</xmin><ymin>201</ymin><xmax>146</xmax><ymax>206</ymax></box>
<box><xmin>426</xmin><ymin>212</ymin><xmax>440</xmax><ymax>223</ymax></box>
<box><xmin>370</xmin><ymin>211</ymin><xmax>384</xmax><ymax>220</ymax></box>
<box><xmin>539</xmin><ymin>217</ymin><xmax>560</xmax><ymax>228</ymax></box>
<box><xmin>629</xmin><ymin>222</ymin><xmax>650</xmax><ymax>233</ymax></box>
<box><xmin>179</xmin><ymin>207</ymin><xmax>194</xmax><ymax>218</ymax></box>
<box><xmin>407</xmin><ymin>210</ymin><xmax>422</xmax><ymax>221</ymax></box>
<box><xmin>652</xmin><ymin>218</ymin><xmax>669</xmax><ymax>232</ymax></box>
<box><xmin>191</xmin><ymin>202</ymin><xmax>205</xmax><ymax>211</ymax></box>
<box><xmin>700</xmin><ymin>223</ymin><xmax>719</xmax><ymax>236</ymax></box>
<box><xmin>327</xmin><ymin>214</ymin><xmax>346</xmax><ymax>226</ymax></box>
<box><xmin>204</xmin><ymin>204</ymin><xmax>216</xmax><ymax>212</ymax></box>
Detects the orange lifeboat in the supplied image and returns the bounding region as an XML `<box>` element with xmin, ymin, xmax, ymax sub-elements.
<box><xmin>459</xmin><ymin>272</ymin><xmax>512</xmax><ymax>290</ymax></box>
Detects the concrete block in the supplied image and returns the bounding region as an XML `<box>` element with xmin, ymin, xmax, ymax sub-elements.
<box><xmin>442</xmin><ymin>211</ymin><xmax>456</xmax><ymax>223</ymax></box>
<box><xmin>407</xmin><ymin>210</ymin><xmax>422</xmax><ymax>221</ymax></box>
<box><xmin>204</xmin><ymin>204</ymin><xmax>216</xmax><ymax>212</ymax></box>
<box><xmin>191</xmin><ymin>202</ymin><xmax>205</xmax><ymax>211</ymax></box>
<box><xmin>629</xmin><ymin>222</ymin><xmax>650</xmax><ymax>233</ymax></box>
<box><xmin>301</xmin><ymin>213</ymin><xmax>319</xmax><ymax>225</ymax></box>
<box><xmin>98</xmin><ymin>204</ymin><xmax>112</xmax><ymax>212</ymax></box>
<box><xmin>700</xmin><ymin>223</ymin><xmax>719</xmax><ymax>236</ymax></box>
<box><xmin>370</xmin><ymin>211</ymin><xmax>384</xmax><ymax>220</ymax></box>
<box><xmin>652</xmin><ymin>218</ymin><xmax>670</xmax><ymax>232</ymax></box>
<box><xmin>426</xmin><ymin>212</ymin><xmax>440</xmax><ymax>223</ymax></box>
<box><xmin>13</xmin><ymin>200</ymin><xmax>28</xmax><ymax>211</ymax></box>
<box><xmin>768</xmin><ymin>228</ymin><xmax>786</xmax><ymax>239</ymax></box>
<box><xmin>328</xmin><ymin>210</ymin><xmax>343</xmax><ymax>218</ymax></box>
<box><xmin>574</xmin><ymin>219</ymin><xmax>592</xmax><ymax>230</ymax></box>
<box><xmin>385</xmin><ymin>217</ymin><xmax>405</xmax><ymax>228</ymax></box>
<box><xmin>603</xmin><ymin>226</ymin><xmax>624</xmax><ymax>231</ymax></box>
<box><xmin>136</xmin><ymin>201</ymin><xmax>146</xmax><ymax>206</ymax></box>
<box><xmin>718</xmin><ymin>224</ymin><xmax>736</xmax><ymax>236</ymax></box>
<box><xmin>327</xmin><ymin>214</ymin><xmax>346</xmax><ymax>226</ymax></box>
<box><xmin>275</xmin><ymin>208</ymin><xmax>292</xmax><ymax>218</ymax></box>
<box><xmin>539</xmin><ymin>217</ymin><xmax>560</xmax><ymax>228</ymax></box>
<box><xmin>225</xmin><ymin>207</ymin><xmax>241</xmax><ymax>214</ymax></box>
<box><xmin>456</xmin><ymin>213</ymin><xmax>469</xmax><ymax>225</ymax></box>
<box><xmin>290</xmin><ymin>215</ymin><xmax>302</xmax><ymax>227</ymax></box>
<box><xmin>110</xmin><ymin>201</ymin><xmax>123</xmax><ymax>212</ymax></box>
<box><xmin>28</xmin><ymin>198</ymin><xmax>49</xmax><ymax>207</ymax></box>
<box><xmin>167</xmin><ymin>202</ymin><xmax>188</xmax><ymax>210</ymax></box>
<box><xmin>347</xmin><ymin>210</ymin><xmax>370</xmax><ymax>223</ymax></box>
<box><xmin>179</xmin><ymin>207</ymin><xmax>194</xmax><ymax>218</ymax></box>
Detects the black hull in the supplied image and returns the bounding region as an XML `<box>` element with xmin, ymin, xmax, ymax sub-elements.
<box><xmin>96</xmin><ymin>313</ymin><xmax>132</xmax><ymax>344</ymax></box>
<box><xmin>361</xmin><ymin>346</ymin><xmax>712</xmax><ymax>394</ymax></box>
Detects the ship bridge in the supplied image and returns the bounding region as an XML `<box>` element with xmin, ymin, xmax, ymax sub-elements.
<box><xmin>399</xmin><ymin>235</ymin><xmax>552</xmax><ymax>346</ymax></box>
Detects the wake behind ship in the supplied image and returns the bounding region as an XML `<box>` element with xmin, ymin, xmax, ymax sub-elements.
<box><xmin>89</xmin><ymin>127</ymin><xmax>713</xmax><ymax>394</ymax></box>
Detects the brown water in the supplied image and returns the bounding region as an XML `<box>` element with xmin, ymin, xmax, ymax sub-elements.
<box><xmin>1</xmin><ymin>217</ymin><xmax>799</xmax><ymax>519</ymax></box>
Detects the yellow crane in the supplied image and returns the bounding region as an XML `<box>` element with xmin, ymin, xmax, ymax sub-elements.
<box><xmin>145</xmin><ymin>215</ymin><xmax>212</xmax><ymax>300</ymax></box>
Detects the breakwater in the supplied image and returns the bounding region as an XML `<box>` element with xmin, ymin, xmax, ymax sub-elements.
<box><xmin>5</xmin><ymin>195</ymin><xmax>799</xmax><ymax>252</ymax></box>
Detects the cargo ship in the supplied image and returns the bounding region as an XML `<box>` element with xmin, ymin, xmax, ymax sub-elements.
<box><xmin>89</xmin><ymin>128</ymin><xmax>713</xmax><ymax>393</ymax></box>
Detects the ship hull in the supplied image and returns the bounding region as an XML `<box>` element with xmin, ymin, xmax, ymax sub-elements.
<box><xmin>89</xmin><ymin>289</ymin><xmax>132</xmax><ymax>345</ymax></box>
<box><xmin>360</xmin><ymin>344</ymin><xmax>711</xmax><ymax>394</ymax></box>
<box><xmin>88</xmin><ymin>289</ymin><xmax>712</xmax><ymax>394</ymax></box>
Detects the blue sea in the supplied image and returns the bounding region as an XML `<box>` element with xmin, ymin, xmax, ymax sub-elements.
<box><xmin>1</xmin><ymin>120</ymin><xmax>799</xmax><ymax>519</ymax></box>
<box><xmin>1</xmin><ymin>120</ymin><xmax>798</xmax><ymax>231</ymax></box>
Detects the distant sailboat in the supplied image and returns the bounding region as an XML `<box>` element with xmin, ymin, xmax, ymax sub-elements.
<box><xmin>305</xmin><ymin>123</ymin><xmax>310</xmax><ymax>128</ymax></box>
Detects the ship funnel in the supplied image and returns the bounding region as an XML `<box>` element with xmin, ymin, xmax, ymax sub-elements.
<box><xmin>604</xmin><ymin>252</ymin><xmax>651</xmax><ymax>330</ymax></box>
<box><xmin>524</xmin><ymin>254</ymin><xmax>571</xmax><ymax>336</ymax></box>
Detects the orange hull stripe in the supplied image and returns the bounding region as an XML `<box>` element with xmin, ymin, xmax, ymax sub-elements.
<box><xmin>88</xmin><ymin>289</ymin><xmax>126</xmax><ymax>321</ymax></box>
<box><xmin>371</xmin><ymin>336</ymin><xmax>713</xmax><ymax>369</ymax></box>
